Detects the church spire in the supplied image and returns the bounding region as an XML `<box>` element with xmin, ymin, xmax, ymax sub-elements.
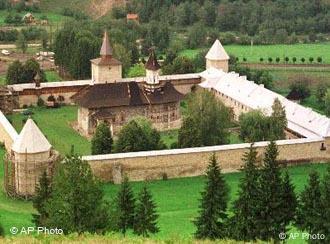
<box><xmin>145</xmin><ymin>47</ymin><xmax>161</xmax><ymax>71</ymax></box>
<box><xmin>100</xmin><ymin>31</ymin><xmax>112</xmax><ymax>57</ymax></box>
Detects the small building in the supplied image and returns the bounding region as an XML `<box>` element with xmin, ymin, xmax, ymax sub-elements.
<box><xmin>74</xmin><ymin>48</ymin><xmax>184</xmax><ymax>136</ymax></box>
<box><xmin>126</xmin><ymin>13</ymin><xmax>139</xmax><ymax>23</ymax></box>
<box><xmin>22</xmin><ymin>12</ymin><xmax>35</xmax><ymax>24</ymax></box>
<box><xmin>91</xmin><ymin>32</ymin><xmax>122</xmax><ymax>84</ymax></box>
<box><xmin>205</xmin><ymin>39</ymin><xmax>230</xmax><ymax>72</ymax></box>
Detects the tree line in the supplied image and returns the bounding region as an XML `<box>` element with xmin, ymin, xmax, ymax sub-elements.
<box><xmin>194</xmin><ymin>142</ymin><xmax>330</xmax><ymax>242</ymax></box>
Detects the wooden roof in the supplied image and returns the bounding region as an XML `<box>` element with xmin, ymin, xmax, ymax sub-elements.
<box><xmin>74</xmin><ymin>81</ymin><xmax>183</xmax><ymax>109</ymax></box>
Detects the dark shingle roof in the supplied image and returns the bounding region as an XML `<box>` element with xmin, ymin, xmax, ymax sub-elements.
<box><xmin>145</xmin><ymin>49</ymin><xmax>161</xmax><ymax>71</ymax></box>
<box><xmin>74</xmin><ymin>81</ymin><xmax>183</xmax><ymax>109</ymax></box>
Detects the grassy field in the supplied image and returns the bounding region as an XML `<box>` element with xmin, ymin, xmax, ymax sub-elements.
<box><xmin>7</xmin><ymin>106</ymin><xmax>91</xmax><ymax>156</ymax></box>
<box><xmin>0</xmin><ymin>10</ymin><xmax>70</xmax><ymax>26</ymax></box>
<box><xmin>181</xmin><ymin>42</ymin><xmax>330</xmax><ymax>64</ymax></box>
<box><xmin>45</xmin><ymin>71</ymin><xmax>62</xmax><ymax>82</ymax></box>
<box><xmin>0</xmin><ymin>142</ymin><xmax>329</xmax><ymax>241</ymax></box>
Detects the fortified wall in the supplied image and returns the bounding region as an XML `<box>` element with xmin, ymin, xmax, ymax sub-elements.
<box><xmin>83</xmin><ymin>137</ymin><xmax>330</xmax><ymax>183</ymax></box>
<box><xmin>7</xmin><ymin>74</ymin><xmax>201</xmax><ymax>109</ymax></box>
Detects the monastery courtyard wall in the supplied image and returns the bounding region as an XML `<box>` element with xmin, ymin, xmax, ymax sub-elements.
<box><xmin>83</xmin><ymin>138</ymin><xmax>330</xmax><ymax>183</ymax></box>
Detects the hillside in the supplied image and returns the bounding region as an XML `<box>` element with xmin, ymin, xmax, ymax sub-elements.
<box><xmin>40</xmin><ymin>0</ymin><xmax>125</xmax><ymax>18</ymax></box>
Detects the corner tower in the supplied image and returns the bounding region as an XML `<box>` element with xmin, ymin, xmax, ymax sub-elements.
<box><xmin>206</xmin><ymin>39</ymin><xmax>230</xmax><ymax>72</ymax></box>
<box><xmin>7</xmin><ymin>118</ymin><xmax>58</xmax><ymax>197</ymax></box>
<box><xmin>144</xmin><ymin>48</ymin><xmax>161</xmax><ymax>93</ymax></box>
<box><xmin>91</xmin><ymin>31</ymin><xmax>122</xmax><ymax>84</ymax></box>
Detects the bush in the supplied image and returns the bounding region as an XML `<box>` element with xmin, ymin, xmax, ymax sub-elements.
<box><xmin>37</xmin><ymin>97</ymin><xmax>45</xmax><ymax>107</ymax></box>
<box><xmin>47</xmin><ymin>95</ymin><xmax>56</xmax><ymax>102</ymax></box>
<box><xmin>317</xmin><ymin>57</ymin><xmax>322</xmax><ymax>63</ymax></box>
<box><xmin>259</xmin><ymin>57</ymin><xmax>264</xmax><ymax>62</ymax></box>
<box><xmin>276</xmin><ymin>57</ymin><xmax>280</xmax><ymax>63</ymax></box>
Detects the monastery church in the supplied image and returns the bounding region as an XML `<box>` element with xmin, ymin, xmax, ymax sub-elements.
<box><xmin>1</xmin><ymin>32</ymin><xmax>330</xmax><ymax>197</ymax></box>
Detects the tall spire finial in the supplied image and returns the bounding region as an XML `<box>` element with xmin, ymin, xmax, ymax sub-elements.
<box><xmin>145</xmin><ymin>47</ymin><xmax>160</xmax><ymax>71</ymax></box>
<box><xmin>100</xmin><ymin>31</ymin><xmax>112</xmax><ymax>57</ymax></box>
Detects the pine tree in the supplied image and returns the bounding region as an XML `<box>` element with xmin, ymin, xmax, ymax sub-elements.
<box><xmin>46</xmin><ymin>154</ymin><xmax>109</xmax><ymax>234</ymax></box>
<box><xmin>279</xmin><ymin>171</ymin><xmax>297</xmax><ymax>234</ymax></box>
<box><xmin>16</xmin><ymin>32</ymin><xmax>27</xmax><ymax>53</ymax></box>
<box><xmin>270</xmin><ymin>98</ymin><xmax>287</xmax><ymax>140</ymax></box>
<box><xmin>133</xmin><ymin>185</ymin><xmax>159</xmax><ymax>237</ymax></box>
<box><xmin>320</xmin><ymin>167</ymin><xmax>330</xmax><ymax>242</ymax></box>
<box><xmin>194</xmin><ymin>154</ymin><xmax>229</xmax><ymax>239</ymax></box>
<box><xmin>228</xmin><ymin>145</ymin><xmax>260</xmax><ymax>241</ymax></box>
<box><xmin>116</xmin><ymin>175</ymin><xmax>135</xmax><ymax>235</ymax></box>
<box><xmin>32</xmin><ymin>171</ymin><xmax>52</xmax><ymax>227</ymax></box>
<box><xmin>255</xmin><ymin>141</ymin><xmax>283</xmax><ymax>241</ymax></box>
<box><xmin>91</xmin><ymin>122</ymin><xmax>113</xmax><ymax>155</ymax></box>
<box><xmin>296</xmin><ymin>171</ymin><xmax>323</xmax><ymax>238</ymax></box>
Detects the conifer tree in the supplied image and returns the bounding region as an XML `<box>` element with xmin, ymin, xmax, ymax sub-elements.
<box><xmin>116</xmin><ymin>175</ymin><xmax>135</xmax><ymax>235</ymax></box>
<box><xmin>133</xmin><ymin>185</ymin><xmax>159</xmax><ymax>237</ymax></box>
<box><xmin>270</xmin><ymin>98</ymin><xmax>287</xmax><ymax>140</ymax></box>
<box><xmin>296</xmin><ymin>171</ymin><xmax>323</xmax><ymax>238</ymax></box>
<box><xmin>194</xmin><ymin>154</ymin><xmax>229</xmax><ymax>239</ymax></box>
<box><xmin>32</xmin><ymin>171</ymin><xmax>52</xmax><ymax>227</ymax></box>
<box><xmin>91</xmin><ymin>122</ymin><xmax>113</xmax><ymax>155</ymax></box>
<box><xmin>255</xmin><ymin>141</ymin><xmax>283</xmax><ymax>241</ymax></box>
<box><xmin>46</xmin><ymin>155</ymin><xmax>109</xmax><ymax>234</ymax></box>
<box><xmin>228</xmin><ymin>145</ymin><xmax>260</xmax><ymax>241</ymax></box>
<box><xmin>320</xmin><ymin>167</ymin><xmax>330</xmax><ymax>242</ymax></box>
<box><xmin>279</xmin><ymin>171</ymin><xmax>297</xmax><ymax>234</ymax></box>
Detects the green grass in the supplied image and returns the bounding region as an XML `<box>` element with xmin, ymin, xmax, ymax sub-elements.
<box><xmin>0</xmin><ymin>75</ymin><xmax>5</xmax><ymax>86</ymax></box>
<box><xmin>160</xmin><ymin>130</ymin><xmax>178</xmax><ymax>148</ymax></box>
<box><xmin>180</xmin><ymin>42</ymin><xmax>330</xmax><ymax>64</ymax></box>
<box><xmin>45</xmin><ymin>71</ymin><xmax>62</xmax><ymax>82</ymax></box>
<box><xmin>0</xmin><ymin>10</ymin><xmax>70</xmax><ymax>26</ymax></box>
<box><xmin>0</xmin><ymin>141</ymin><xmax>328</xmax><ymax>241</ymax></box>
<box><xmin>40</xmin><ymin>0</ymin><xmax>90</xmax><ymax>13</ymax></box>
<box><xmin>7</xmin><ymin>106</ymin><xmax>90</xmax><ymax>155</ymax></box>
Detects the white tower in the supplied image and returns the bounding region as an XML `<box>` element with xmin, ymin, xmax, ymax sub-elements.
<box><xmin>144</xmin><ymin>48</ymin><xmax>161</xmax><ymax>93</ymax></box>
<box><xmin>205</xmin><ymin>39</ymin><xmax>230</xmax><ymax>72</ymax></box>
<box><xmin>90</xmin><ymin>31</ymin><xmax>122</xmax><ymax>84</ymax></box>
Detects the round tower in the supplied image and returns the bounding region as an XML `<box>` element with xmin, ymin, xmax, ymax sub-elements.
<box><xmin>205</xmin><ymin>39</ymin><xmax>230</xmax><ymax>72</ymax></box>
<box><xmin>144</xmin><ymin>48</ymin><xmax>162</xmax><ymax>93</ymax></box>
<box><xmin>8</xmin><ymin>118</ymin><xmax>58</xmax><ymax>197</ymax></box>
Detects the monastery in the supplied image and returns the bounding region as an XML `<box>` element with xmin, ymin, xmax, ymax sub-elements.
<box><xmin>1</xmin><ymin>33</ymin><xmax>330</xmax><ymax>196</ymax></box>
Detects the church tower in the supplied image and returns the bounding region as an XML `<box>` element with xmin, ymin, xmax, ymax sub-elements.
<box><xmin>144</xmin><ymin>48</ymin><xmax>161</xmax><ymax>93</ymax></box>
<box><xmin>91</xmin><ymin>32</ymin><xmax>122</xmax><ymax>84</ymax></box>
<box><xmin>206</xmin><ymin>39</ymin><xmax>230</xmax><ymax>72</ymax></box>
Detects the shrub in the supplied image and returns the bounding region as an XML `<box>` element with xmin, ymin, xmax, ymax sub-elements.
<box><xmin>259</xmin><ymin>57</ymin><xmax>264</xmax><ymax>62</ymax></box>
<box><xmin>301</xmin><ymin>57</ymin><xmax>305</xmax><ymax>63</ymax></box>
<box><xmin>268</xmin><ymin>57</ymin><xmax>273</xmax><ymax>63</ymax></box>
<box><xmin>317</xmin><ymin>57</ymin><xmax>322</xmax><ymax>63</ymax></box>
<box><xmin>47</xmin><ymin>95</ymin><xmax>56</xmax><ymax>102</ymax></box>
<box><xmin>243</xmin><ymin>57</ymin><xmax>247</xmax><ymax>62</ymax></box>
<box><xmin>285</xmin><ymin>57</ymin><xmax>289</xmax><ymax>63</ymax></box>
<box><xmin>37</xmin><ymin>97</ymin><xmax>45</xmax><ymax>107</ymax></box>
<box><xmin>276</xmin><ymin>57</ymin><xmax>280</xmax><ymax>63</ymax></box>
<box><xmin>292</xmin><ymin>57</ymin><xmax>297</xmax><ymax>63</ymax></box>
<box><xmin>309</xmin><ymin>57</ymin><xmax>314</xmax><ymax>63</ymax></box>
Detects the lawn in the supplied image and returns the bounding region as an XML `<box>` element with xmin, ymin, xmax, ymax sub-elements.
<box><xmin>0</xmin><ymin>142</ymin><xmax>328</xmax><ymax>242</ymax></box>
<box><xmin>45</xmin><ymin>71</ymin><xmax>62</xmax><ymax>82</ymax></box>
<box><xmin>7</xmin><ymin>106</ymin><xmax>91</xmax><ymax>156</ymax></box>
<box><xmin>0</xmin><ymin>10</ymin><xmax>71</xmax><ymax>26</ymax></box>
<box><xmin>0</xmin><ymin>74</ymin><xmax>5</xmax><ymax>86</ymax></box>
<box><xmin>180</xmin><ymin>42</ymin><xmax>330</xmax><ymax>64</ymax></box>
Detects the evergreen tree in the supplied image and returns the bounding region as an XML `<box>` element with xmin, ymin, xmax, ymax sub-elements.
<box><xmin>116</xmin><ymin>175</ymin><xmax>135</xmax><ymax>235</ymax></box>
<box><xmin>16</xmin><ymin>32</ymin><xmax>27</xmax><ymax>53</ymax></box>
<box><xmin>279</xmin><ymin>171</ymin><xmax>297</xmax><ymax>234</ymax></box>
<box><xmin>133</xmin><ymin>185</ymin><xmax>159</xmax><ymax>237</ymax></box>
<box><xmin>255</xmin><ymin>141</ymin><xmax>283</xmax><ymax>241</ymax></box>
<box><xmin>320</xmin><ymin>167</ymin><xmax>330</xmax><ymax>242</ymax></box>
<box><xmin>270</xmin><ymin>98</ymin><xmax>287</xmax><ymax>140</ymax></box>
<box><xmin>194</xmin><ymin>154</ymin><xmax>229</xmax><ymax>239</ymax></box>
<box><xmin>32</xmin><ymin>171</ymin><xmax>52</xmax><ymax>227</ymax></box>
<box><xmin>228</xmin><ymin>145</ymin><xmax>260</xmax><ymax>241</ymax></box>
<box><xmin>91</xmin><ymin>122</ymin><xmax>113</xmax><ymax>155</ymax></box>
<box><xmin>6</xmin><ymin>60</ymin><xmax>23</xmax><ymax>85</ymax></box>
<box><xmin>296</xmin><ymin>171</ymin><xmax>323</xmax><ymax>239</ymax></box>
<box><xmin>178</xmin><ymin>90</ymin><xmax>231</xmax><ymax>148</ymax></box>
<box><xmin>46</xmin><ymin>154</ymin><xmax>109</xmax><ymax>234</ymax></box>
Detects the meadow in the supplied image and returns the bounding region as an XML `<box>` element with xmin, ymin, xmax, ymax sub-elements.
<box><xmin>180</xmin><ymin>42</ymin><xmax>330</xmax><ymax>64</ymax></box>
<box><xmin>0</xmin><ymin>142</ymin><xmax>329</xmax><ymax>242</ymax></box>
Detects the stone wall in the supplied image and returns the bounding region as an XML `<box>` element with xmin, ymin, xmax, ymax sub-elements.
<box><xmin>0</xmin><ymin>110</ymin><xmax>18</xmax><ymax>151</ymax></box>
<box><xmin>83</xmin><ymin>138</ymin><xmax>329</xmax><ymax>183</ymax></box>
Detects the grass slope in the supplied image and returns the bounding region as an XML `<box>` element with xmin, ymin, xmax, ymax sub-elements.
<box><xmin>181</xmin><ymin>42</ymin><xmax>330</xmax><ymax>64</ymax></box>
<box><xmin>7</xmin><ymin>106</ymin><xmax>90</xmax><ymax>155</ymax></box>
<box><xmin>0</xmin><ymin>142</ymin><xmax>328</xmax><ymax>241</ymax></box>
